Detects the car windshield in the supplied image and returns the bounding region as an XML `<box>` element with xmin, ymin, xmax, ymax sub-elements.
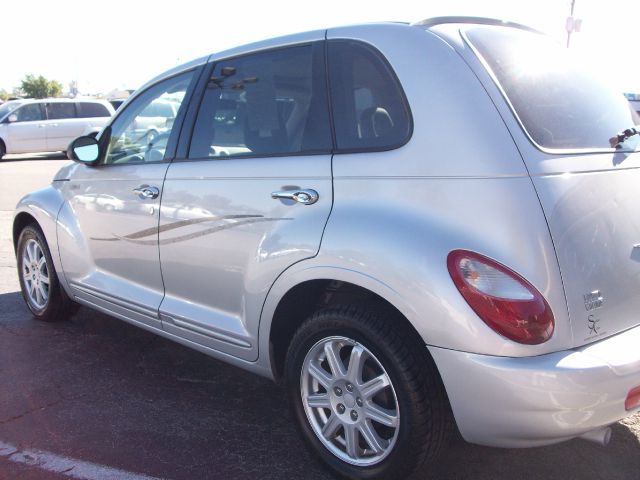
<box><xmin>466</xmin><ymin>26</ymin><xmax>640</xmax><ymax>151</ymax></box>
<box><xmin>0</xmin><ymin>102</ymin><xmax>21</xmax><ymax>119</ymax></box>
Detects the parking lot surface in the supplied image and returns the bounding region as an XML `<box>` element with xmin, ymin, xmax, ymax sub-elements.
<box><xmin>0</xmin><ymin>154</ymin><xmax>639</xmax><ymax>480</ymax></box>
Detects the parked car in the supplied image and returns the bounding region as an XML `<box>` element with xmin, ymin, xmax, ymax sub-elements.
<box><xmin>12</xmin><ymin>17</ymin><xmax>640</xmax><ymax>480</ymax></box>
<box><xmin>127</xmin><ymin>97</ymin><xmax>180</xmax><ymax>145</ymax></box>
<box><xmin>0</xmin><ymin>98</ymin><xmax>114</xmax><ymax>159</ymax></box>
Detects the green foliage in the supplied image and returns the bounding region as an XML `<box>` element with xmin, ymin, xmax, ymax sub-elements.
<box><xmin>0</xmin><ymin>89</ymin><xmax>8</xmax><ymax>101</ymax></box>
<box><xmin>19</xmin><ymin>74</ymin><xmax>63</xmax><ymax>99</ymax></box>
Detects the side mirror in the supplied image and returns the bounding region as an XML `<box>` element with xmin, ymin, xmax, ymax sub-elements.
<box><xmin>7</xmin><ymin>114</ymin><xmax>17</xmax><ymax>123</ymax></box>
<box><xmin>68</xmin><ymin>136</ymin><xmax>100</xmax><ymax>165</ymax></box>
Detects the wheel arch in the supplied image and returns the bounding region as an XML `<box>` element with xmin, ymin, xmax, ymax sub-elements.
<box><xmin>13</xmin><ymin>186</ymin><xmax>69</xmax><ymax>293</ymax></box>
<box><xmin>261</xmin><ymin>267</ymin><xmax>425</xmax><ymax>380</ymax></box>
<box><xmin>13</xmin><ymin>211</ymin><xmax>39</xmax><ymax>251</ymax></box>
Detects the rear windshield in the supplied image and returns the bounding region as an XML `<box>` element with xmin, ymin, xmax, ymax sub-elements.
<box><xmin>466</xmin><ymin>26</ymin><xmax>640</xmax><ymax>151</ymax></box>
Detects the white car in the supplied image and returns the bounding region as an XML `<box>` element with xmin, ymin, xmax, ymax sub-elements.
<box><xmin>0</xmin><ymin>98</ymin><xmax>114</xmax><ymax>158</ymax></box>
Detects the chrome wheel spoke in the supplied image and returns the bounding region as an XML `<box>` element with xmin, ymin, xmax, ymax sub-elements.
<box><xmin>321</xmin><ymin>413</ymin><xmax>341</xmax><ymax>439</ymax></box>
<box><xmin>358</xmin><ymin>421</ymin><xmax>387</xmax><ymax>454</ymax></box>
<box><xmin>37</xmin><ymin>283</ymin><xmax>48</xmax><ymax>302</ymax></box>
<box><xmin>34</xmin><ymin>283</ymin><xmax>43</xmax><ymax>304</ymax></box>
<box><xmin>344</xmin><ymin>424</ymin><xmax>359</xmax><ymax>459</ymax></box>
<box><xmin>365</xmin><ymin>403</ymin><xmax>398</xmax><ymax>428</ymax></box>
<box><xmin>25</xmin><ymin>242</ymin><xmax>35</xmax><ymax>264</ymax></box>
<box><xmin>308</xmin><ymin>362</ymin><xmax>333</xmax><ymax>390</ymax></box>
<box><xmin>346</xmin><ymin>344</ymin><xmax>367</xmax><ymax>385</ymax></box>
<box><xmin>361</xmin><ymin>374</ymin><xmax>390</xmax><ymax>399</ymax></box>
<box><xmin>306</xmin><ymin>393</ymin><xmax>331</xmax><ymax>409</ymax></box>
<box><xmin>40</xmin><ymin>275</ymin><xmax>50</xmax><ymax>285</ymax></box>
<box><xmin>324</xmin><ymin>341</ymin><xmax>346</xmax><ymax>378</ymax></box>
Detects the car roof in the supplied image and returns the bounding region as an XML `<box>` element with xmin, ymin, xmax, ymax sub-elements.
<box><xmin>10</xmin><ymin>98</ymin><xmax>110</xmax><ymax>104</ymax></box>
<box><xmin>137</xmin><ymin>17</ymin><xmax>534</xmax><ymax>98</ymax></box>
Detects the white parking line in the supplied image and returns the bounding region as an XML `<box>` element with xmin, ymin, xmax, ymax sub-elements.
<box><xmin>0</xmin><ymin>440</ymin><xmax>165</xmax><ymax>480</ymax></box>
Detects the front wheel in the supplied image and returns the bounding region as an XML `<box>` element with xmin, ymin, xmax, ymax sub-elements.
<box><xmin>285</xmin><ymin>305</ymin><xmax>452</xmax><ymax>480</ymax></box>
<box><xmin>17</xmin><ymin>224</ymin><xmax>76</xmax><ymax>321</ymax></box>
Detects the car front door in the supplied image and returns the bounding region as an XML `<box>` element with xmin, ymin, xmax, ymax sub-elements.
<box><xmin>5</xmin><ymin>103</ymin><xmax>47</xmax><ymax>153</ymax></box>
<box><xmin>158</xmin><ymin>40</ymin><xmax>333</xmax><ymax>360</ymax></box>
<box><xmin>57</xmin><ymin>70</ymin><xmax>198</xmax><ymax>328</ymax></box>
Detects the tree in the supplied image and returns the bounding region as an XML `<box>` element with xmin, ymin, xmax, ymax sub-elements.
<box><xmin>0</xmin><ymin>89</ymin><xmax>8</xmax><ymax>101</ymax></box>
<box><xmin>19</xmin><ymin>74</ymin><xmax>63</xmax><ymax>98</ymax></box>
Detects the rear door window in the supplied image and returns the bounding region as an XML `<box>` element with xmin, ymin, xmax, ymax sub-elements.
<box><xmin>47</xmin><ymin>103</ymin><xmax>77</xmax><ymax>120</ymax></box>
<box><xmin>466</xmin><ymin>26</ymin><xmax>640</xmax><ymax>151</ymax></box>
<box><xmin>189</xmin><ymin>43</ymin><xmax>332</xmax><ymax>159</ymax></box>
<box><xmin>78</xmin><ymin>102</ymin><xmax>111</xmax><ymax>118</ymax></box>
<box><xmin>327</xmin><ymin>40</ymin><xmax>412</xmax><ymax>152</ymax></box>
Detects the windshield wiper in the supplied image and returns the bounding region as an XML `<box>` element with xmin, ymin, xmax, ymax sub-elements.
<box><xmin>609</xmin><ymin>127</ymin><xmax>640</xmax><ymax>148</ymax></box>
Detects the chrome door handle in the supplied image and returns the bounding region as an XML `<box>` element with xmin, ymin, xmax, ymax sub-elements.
<box><xmin>271</xmin><ymin>189</ymin><xmax>319</xmax><ymax>205</ymax></box>
<box><xmin>133</xmin><ymin>185</ymin><xmax>160</xmax><ymax>199</ymax></box>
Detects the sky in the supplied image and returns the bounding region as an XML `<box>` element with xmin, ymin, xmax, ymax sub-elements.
<box><xmin>2</xmin><ymin>0</ymin><xmax>639</xmax><ymax>96</ymax></box>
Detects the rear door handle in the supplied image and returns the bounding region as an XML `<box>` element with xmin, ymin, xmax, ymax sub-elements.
<box><xmin>133</xmin><ymin>185</ymin><xmax>160</xmax><ymax>199</ymax></box>
<box><xmin>271</xmin><ymin>189</ymin><xmax>319</xmax><ymax>205</ymax></box>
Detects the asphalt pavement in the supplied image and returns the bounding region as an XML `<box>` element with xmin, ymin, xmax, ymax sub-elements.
<box><xmin>0</xmin><ymin>154</ymin><xmax>639</xmax><ymax>480</ymax></box>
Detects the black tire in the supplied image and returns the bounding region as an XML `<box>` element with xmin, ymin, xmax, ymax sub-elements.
<box><xmin>17</xmin><ymin>224</ymin><xmax>77</xmax><ymax>322</ymax></box>
<box><xmin>285</xmin><ymin>305</ymin><xmax>453</xmax><ymax>480</ymax></box>
<box><xmin>0</xmin><ymin>140</ymin><xmax>5</xmax><ymax>159</ymax></box>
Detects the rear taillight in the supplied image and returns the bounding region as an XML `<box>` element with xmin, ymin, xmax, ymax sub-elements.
<box><xmin>626</xmin><ymin>386</ymin><xmax>640</xmax><ymax>411</ymax></box>
<box><xmin>447</xmin><ymin>249</ymin><xmax>554</xmax><ymax>345</ymax></box>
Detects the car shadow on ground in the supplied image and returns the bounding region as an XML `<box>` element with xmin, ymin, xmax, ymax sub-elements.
<box><xmin>0</xmin><ymin>290</ymin><xmax>638</xmax><ymax>480</ymax></box>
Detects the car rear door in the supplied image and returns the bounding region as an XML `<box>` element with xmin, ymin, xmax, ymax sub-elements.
<box><xmin>158</xmin><ymin>38</ymin><xmax>333</xmax><ymax>361</ymax></box>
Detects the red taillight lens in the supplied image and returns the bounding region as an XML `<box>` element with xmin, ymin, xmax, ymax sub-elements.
<box><xmin>626</xmin><ymin>386</ymin><xmax>640</xmax><ymax>411</ymax></box>
<box><xmin>447</xmin><ymin>250</ymin><xmax>554</xmax><ymax>345</ymax></box>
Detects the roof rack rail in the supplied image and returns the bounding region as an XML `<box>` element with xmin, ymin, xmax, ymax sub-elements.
<box><xmin>412</xmin><ymin>16</ymin><xmax>541</xmax><ymax>34</ymax></box>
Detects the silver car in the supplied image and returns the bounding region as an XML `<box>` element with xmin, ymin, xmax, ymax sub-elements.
<box><xmin>12</xmin><ymin>17</ymin><xmax>640</xmax><ymax>480</ymax></box>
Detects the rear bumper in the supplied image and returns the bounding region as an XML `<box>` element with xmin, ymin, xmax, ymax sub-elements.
<box><xmin>429</xmin><ymin>325</ymin><xmax>640</xmax><ymax>447</ymax></box>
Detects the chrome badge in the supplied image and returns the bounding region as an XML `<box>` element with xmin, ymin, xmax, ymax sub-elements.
<box><xmin>583</xmin><ymin>290</ymin><xmax>604</xmax><ymax>311</ymax></box>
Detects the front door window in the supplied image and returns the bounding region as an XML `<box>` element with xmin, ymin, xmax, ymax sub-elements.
<box><xmin>104</xmin><ymin>72</ymin><xmax>193</xmax><ymax>165</ymax></box>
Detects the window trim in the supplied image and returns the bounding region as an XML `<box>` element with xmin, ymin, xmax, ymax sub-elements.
<box><xmin>461</xmin><ymin>28</ymin><xmax>627</xmax><ymax>156</ymax></box>
<box><xmin>183</xmin><ymin>41</ymin><xmax>334</xmax><ymax>162</ymax></box>
<box><xmin>326</xmin><ymin>38</ymin><xmax>414</xmax><ymax>155</ymax></box>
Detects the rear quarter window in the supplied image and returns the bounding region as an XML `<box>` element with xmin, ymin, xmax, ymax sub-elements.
<box><xmin>466</xmin><ymin>26</ymin><xmax>640</xmax><ymax>151</ymax></box>
<box><xmin>328</xmin><ymin>40</ymin><xmax>412</xmax><ymax>152</ymax></box>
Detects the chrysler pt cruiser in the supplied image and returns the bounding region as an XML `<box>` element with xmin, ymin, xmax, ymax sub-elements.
<box><xmin>12</xmin><ymin>17</ymin><xmax>640</xmax><ymax>480</ymax></box>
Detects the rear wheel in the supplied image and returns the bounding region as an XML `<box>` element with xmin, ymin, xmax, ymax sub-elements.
<box><xmin>285</xmin><ymin>305</ymin><xmax>452</xmax><ymax>480</ymax></box>
<box><xmin>17</xmin><ymin>224</ymin><xmax>77</xmax><ymax>321</ymax></box>
<box><xmin>0</xmin><ymin>140</ymin><xmax>5</xmax><ymax>159</ymax></box>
